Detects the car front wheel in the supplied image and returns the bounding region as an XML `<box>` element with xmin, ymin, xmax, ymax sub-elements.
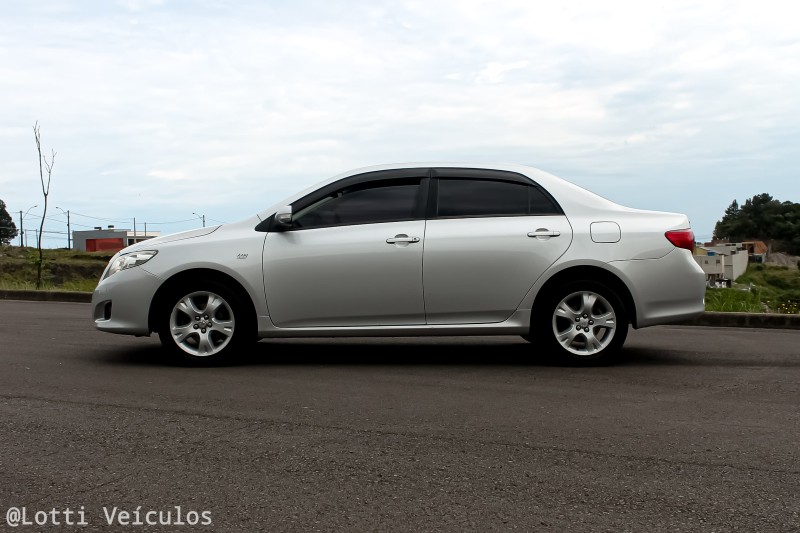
<box><xmin>157</xmin><ymin>283</ymin><xmax>246</xmax><ymax>363</ymax></box>
<box><xmin>531</xmin><ymin>282</ymin><xmax>628</xmax><ymax>364</ymax></box>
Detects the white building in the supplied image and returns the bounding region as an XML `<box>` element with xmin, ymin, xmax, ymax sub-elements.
<box><xmin>72</xmin><ymin>226</ymin><xmax>160</xmax><ymax>252</ymax></box>
<box><xmin>693</xmin><ymin>243</ymin><xmax>748</xmax><ymax>284</ymax></box>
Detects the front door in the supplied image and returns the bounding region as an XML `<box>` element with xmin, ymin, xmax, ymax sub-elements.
<box><xmin>263</xmin><ymin>172</ymin><xmax>427</xmax><ymax>328</ymax></box>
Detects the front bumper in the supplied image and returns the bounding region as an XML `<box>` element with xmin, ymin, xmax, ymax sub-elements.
<box><xmin>92</xmin><ymin>267</ymin><xmax>163</xmax><ymax>336</ymax></box>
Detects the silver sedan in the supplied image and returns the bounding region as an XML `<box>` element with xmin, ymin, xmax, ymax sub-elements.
<box><xmin>92</xmin><ymin>163</ymin><xmax>705</xmax><ymax>364</ymax></box>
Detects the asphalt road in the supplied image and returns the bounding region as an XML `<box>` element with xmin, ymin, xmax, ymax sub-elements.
<box><xmin>1</xmin><ymin>300</ymin><xmax>799</xmax><ymax>532</ymax></box>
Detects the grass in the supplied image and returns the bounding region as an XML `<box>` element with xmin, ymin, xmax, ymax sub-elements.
<box><xmin>0</xmin><ymin>278</ymin><xmax>99</xmax><ymax>292</ymax></box>
<box><xmin>705</xmin><ymin>263</ymin><xmax>800</xmax><ymax>314</ymax></box>
<box><xmin>0</xmin><ymin>245</ymin><xmax>109</xmax><ymax>292</ymax></box>
<box><xmin>704</xmin><ymin>287</ymin><xmax>764</xmax><ymax>313</ymax></box>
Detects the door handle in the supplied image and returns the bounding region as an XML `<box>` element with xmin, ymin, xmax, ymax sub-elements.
<box><xmin>386</xmin><ymin>234</ymin><xmax>420</xmax><ymax>244</ymax></box>
<box><xmin>528</xmin><ymin>229</ymin><xmax>561</xmax><ymax>238</ymax></box>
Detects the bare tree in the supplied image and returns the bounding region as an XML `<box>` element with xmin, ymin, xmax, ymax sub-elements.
<box><xmin>33</xmin><ymin>121</ymin><xmax>55</xmax><ymax>289</ymax></box>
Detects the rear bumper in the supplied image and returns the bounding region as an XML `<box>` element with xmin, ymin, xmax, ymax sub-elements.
<box><xmin>610</xmin><ymin>249</ymin><xmax>706</xmax><ymax>328</ymax></box>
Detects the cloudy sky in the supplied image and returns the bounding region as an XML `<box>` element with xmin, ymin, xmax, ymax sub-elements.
<box><xmin>1</xmin><ymin>0</ymin><xmax>798</xmax><ymax>246</ymax></box>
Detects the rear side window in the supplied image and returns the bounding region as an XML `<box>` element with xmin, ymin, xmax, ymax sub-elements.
<box><xmin>528</xmin><ymin>185</ymin><xmax>561</xmax><ymax>215</ymax></box>
<box><xmin>293</xmin><ymin>178</ymin><xmax>422</xmax><ymax>229</ymax></box>
<box><xmin>437</xmin><ymin>179</ymin><xmax>560</xmax><ymax>217</ymax></box>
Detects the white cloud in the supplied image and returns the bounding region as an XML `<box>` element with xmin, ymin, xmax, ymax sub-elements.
<box><xmin>117</xmin><ymin>0</ymin><xmax>164</xmax><ymax>12</ymax></box>
<box><xmin>0</xmin><ymin>0</ymin><xmax>798</xmax><ymax>242</ymax></box>
<box><xmin>475</xmin><ymin>61</ymin><xmax>529</xmax><ymax>84</ymax></box>
<box><xmin>147</xmin><ymin>169</ymin><xmax>189</xmax><ymax>182</ymax></box>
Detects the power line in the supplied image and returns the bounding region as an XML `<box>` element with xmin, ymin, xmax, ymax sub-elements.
<box><xmin>66</xmin><ymin>212</ymin><xmax>209</xmax><ymax>226</ymax></box>
<box><xmin>67</xmin><ymin>221</ymin><xmax>103</xmax><ymax>229</ymax></box>
<box><xmin>23</xmin><ymin>213</ymin><xmax>68</xmax><ymax>224</ymax></box>
<box><xmin>9</xmin><ymin>207</ymin><xmax>217</xmax><ymax>247</ymax></box>
<box><xmin>69</xmin><ymin>212</ymin><xmax>132</xmax><ymax>223</ymax></box>
<box><xmin>18</xmin><ymin>229</ymin><xmax>67</xmax><ymax>235</ymax></box>
<box><xmin>143</xmin><ymin>218</ymin><xmax>199</xmax><ymax>225</ymax></box>
<box><xmin>18</xmin><ymin>208</ymin><xmax>217</xmax><ymax>225</ymax></box>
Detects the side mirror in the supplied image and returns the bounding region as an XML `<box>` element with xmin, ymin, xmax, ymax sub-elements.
<box><xmin>274</xmin><ymin>205</ymin><xmax>293</xmax><ymax>230</ymax></box>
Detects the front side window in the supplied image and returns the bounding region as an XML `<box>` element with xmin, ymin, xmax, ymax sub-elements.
<box><xmin>437</xmin><ymin>179</ymin><xmax>560</xmax><ymax>218</ymax></box>
<box><xmin>293</xmin><ymin>178</ymin><xmax>422</xmax><ymax>229</ymax></box>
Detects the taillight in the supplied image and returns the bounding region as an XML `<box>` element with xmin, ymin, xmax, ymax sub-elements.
<box><xmin>665</xmin><ymin>229</ymin><xmax>695</xmax><ymax>252</ymax></box>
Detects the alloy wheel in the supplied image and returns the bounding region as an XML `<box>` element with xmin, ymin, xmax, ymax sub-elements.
<box><xmin>551</xmin><ymin>290</ymin><xmax>617</xmax><ymax>356</ymax></box>
<box><xmin>169</xmin><ymin>291</ymin><xmax>235</xmax><ymax>357</ymax></box>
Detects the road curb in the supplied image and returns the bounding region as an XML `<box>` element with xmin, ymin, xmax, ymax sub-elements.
<box><xmin>0</xmin><ymin>290</ymin><xmax>798</xmax><ymax>329</ymax></box>
<box><xmin>0</xmin><ymin>289</ymin><xmax>92</xmax><ymax>303</ymax></box>
<box><xmin>677</xmin><ymin>312</ymin><xmax>800</xmax><ymax>330</ymax></box>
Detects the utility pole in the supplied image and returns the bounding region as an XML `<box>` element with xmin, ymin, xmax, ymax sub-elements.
<box><xmin>193</xmin><ymin>212</ymin><xmax>205</xmax><ymax>227</ymax></box>
<box><xmin>19</xmin><ymin>205</ymin><xmax>38</xmax><ymax>248</ymax></box>
<box><xmin>56</xmin><ymin>207</ymin><xmax>71</xmax><ymax>249</ymax></box>
<box><xmin>133</xmin><ymin>217</ymin><xmax>137</xmax><ymax>238</ymax></box>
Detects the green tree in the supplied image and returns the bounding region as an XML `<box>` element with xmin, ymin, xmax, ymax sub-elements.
<box><xmin>714</xmin><ymin>194</ymin><xmax>800</xmax><ymax>254</ymax></box>
<box><xmin>0</xmin><ymin>199</ymin><xmax>18</xmax><ymax>245</ymax></box>
<box><xmin>714</xmin><ymin>199</ymin><xmax>748</xmax><ymax>241</ymax></box>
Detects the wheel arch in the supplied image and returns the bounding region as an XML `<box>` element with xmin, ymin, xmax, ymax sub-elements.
<box><xmin>531</xmin><ymin>265</ymin><xmax>638</xmax><ymax>329</ymax></box>
<box><xmin>148</xmin><ymin>268</ymin><xmax>258</xmax><ymax>333</ymax></box>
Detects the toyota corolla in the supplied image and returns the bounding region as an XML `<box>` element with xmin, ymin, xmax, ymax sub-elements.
<box><xmin>92</xmin><ymin>163</ymin><xmax>705</xmax><ymax>364</ymax></box>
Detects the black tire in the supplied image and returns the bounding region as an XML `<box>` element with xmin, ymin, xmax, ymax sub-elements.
<box><xmin>531</xmin><ymin>281</ymin><xmax>628</xmax><ymax>365</ymax></box>
<box><xmin>157</xmin><ymin>280</ymin><xmax>252</xmax><ymax>364</ymax></box>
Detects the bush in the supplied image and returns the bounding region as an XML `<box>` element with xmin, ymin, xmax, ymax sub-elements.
<box><xmin>764</xmin><ymin>273</ymin><xmax>794</xmax><ymax>290</ymax></box>
<box><xmin>705</xmin><ymin>288</ymin><xmax>763</xmax><ymax>313</ymax></box>
<box><xmin>774</xmin><ymin>298</ymin><xmax>799</xmax><ymax>314</ymax></box>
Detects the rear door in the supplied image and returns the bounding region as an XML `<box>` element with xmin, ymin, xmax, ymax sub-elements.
<box><xmin>423</xmin><ymin>168</ymin><xmax>572</xmax><ymax>324</ymax></box>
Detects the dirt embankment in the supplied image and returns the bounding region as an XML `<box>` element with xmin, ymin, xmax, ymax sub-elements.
<box><xmin>0</xmin><ymin>246</ymin><xmax>110</xmax><ymax>289</ymax></box>
<box><xmin>766</xmin><ymin>253</ymin><xmax>799</xmax><ymax>269</ymax></box>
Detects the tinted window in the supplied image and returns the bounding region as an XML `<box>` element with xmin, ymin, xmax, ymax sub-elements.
<box><xmin>437</xmin><ymin>179</ymin><xmax>560</xmax><ymax>217</ymax></box>
<box><xmin>527</xmin><ymin>185</ymin><xmax>560</xmax><ymax>215</ymax></box>
<box><xmin>293</xmin><ymin>179</ymin><xmax>421</xmax><ymax>229</ymax></box>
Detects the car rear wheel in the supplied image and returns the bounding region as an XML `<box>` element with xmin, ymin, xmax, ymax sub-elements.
<box><xmin>157</xmin><ymin>282</ymin><xmax>247</xmax><ymax>363</ymax></box>
<box><xmin>529</xmin><ymin>281</ymin><xmax>628</xmax><ymax>364</ymax></box>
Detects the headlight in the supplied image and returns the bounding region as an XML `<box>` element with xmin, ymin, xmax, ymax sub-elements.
<box><xmin>103</xmin><ymin>250</ymin><xmax>158</xmax><ymax>280</ymax></box>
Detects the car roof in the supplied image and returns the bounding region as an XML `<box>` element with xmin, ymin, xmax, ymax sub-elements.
<box><xmin>258</xmin><ymin>162</ymin><xmax>623</xmax><ymax>221</ymax></box>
